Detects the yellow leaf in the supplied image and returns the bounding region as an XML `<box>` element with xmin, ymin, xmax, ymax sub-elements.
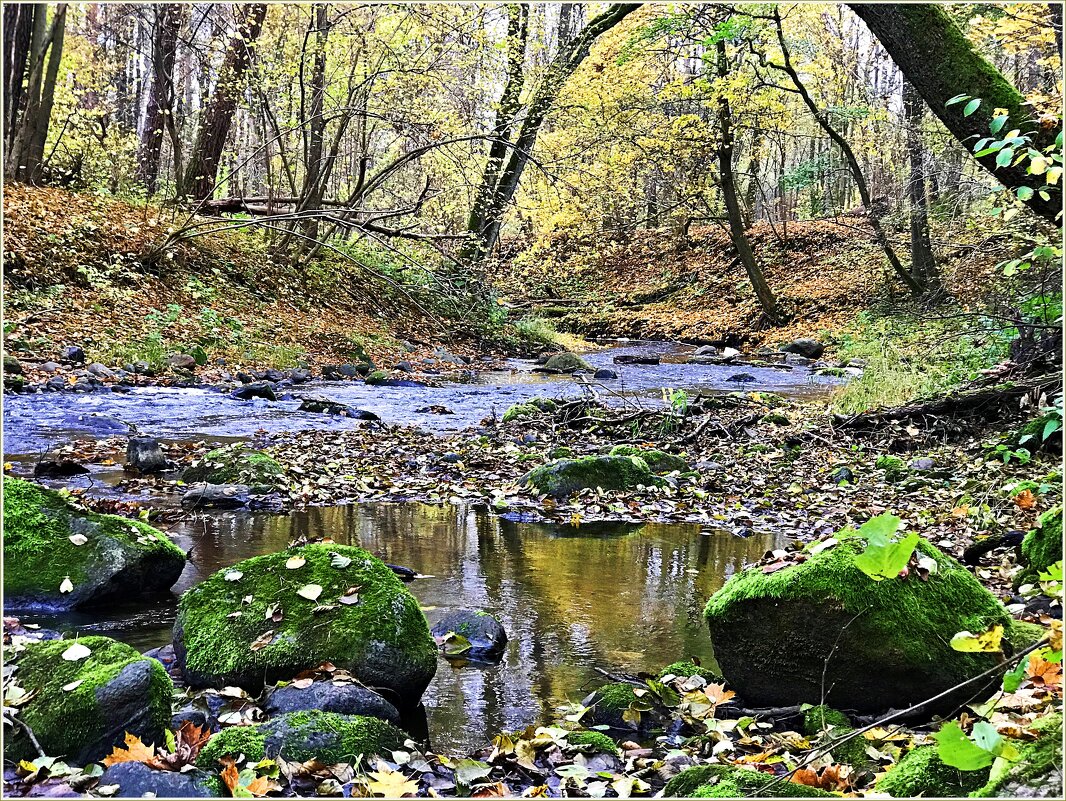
<box><xmin>102</xmin><ymin>732</ymin><xmax>157</xmax><ymax>766</ymax></box>
<box><xmin>950</xmin><ymin>625</ymin><xmax>1004</xmax><ymax>653</ymax></box>
<box><xmin>364</xmin><ymin>769</ymin><xmax>420</xmax><ymax>797</ymax></box>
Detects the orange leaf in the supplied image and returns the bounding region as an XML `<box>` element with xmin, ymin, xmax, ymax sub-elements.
<box><xmin>1014</xmin><ymin>490</ymin><xmax>1037</xmax><ymax>510</ymax></box>
<box><xmin>220</xmin><ymin>757</ymin><xmax>241</xmax><ymax>795</ymax></box>
<box><xmin>1026</xmin><ymin>651</ymin><xmax>1062</xmax><ymax>689</ymax></box>
<box><xmin>245</xmin><ymin>776</ymin><xmax>279</xmax><ymax>797</ymax></box>
<box><xmin>102</xmin><ymin>732</ymin><xmax>157</xmax><ymax>767</ymax></box>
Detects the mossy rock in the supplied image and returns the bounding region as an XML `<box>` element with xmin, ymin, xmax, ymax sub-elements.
<box><xmin>586</xmin><ymin>682</ymin><xmax>661</xmax><ymax>732</ymax></box>
<box><xmin>875</xmin><ymin>455</ymin><xmax>908</xmax><ymax>482</ymax></box>
<box><xmin>3</xmin><ymin>476</ymin><xmax>186</xmax><ymax>610</ymax></box>
<box><xmin>521</xmin><ymin>455</ymin><xmax>660</xmax><ymax>499</ymax></box>
<box><xmin>875</xmin><ymin>746</ymin><xmax>989</xmax><ymax>797</ymax></box>
<box><xmin>543</xmin><ymin>352</ymin><xmax>592</xmax><ymax>372</ymax></box>
<box><xmin>196</xmin><ymin>711</ymin><xmax>405</xmax><ymax>768</ymax></box>
<box><xmin>503</xmin><ymin>397</ymin><xmax>558</xmax><ymax>423</ymax></box>
<box><xmin>182</xmin><ymin>444</ymin><xmax>283</xmax><ymax>487</ymax></box>
<box><xmin>1009</xmin><ymin>411</ymin><xmax>1063</xmax><ymax>453</ymax></box>
<box><xmin>174</xmin><ymin>544</ymin><xmax>436</xmax><ymax>709</ymax></box>
<box><xmin>364</xmin><ymin>370</ymin><xmax>389</xmax><ymax>386</ymax></box>
<box><xmin>663</xmin><ymin>764</ymin><xmax>833</xmax><ymax>798</ymax></box>
<box><xmin>972</xmin><ymin>712</ymin><xmax>1062</xmax><ymax>797</ymax></box>
<box><xmin>1016</xmin><ymin>506</ymin><xmax>1063</xmax><ymax>589</ymax></box>
<box><xmin>657</xmin><ymin>660</ymin><xmax>724</xmax><ymax>684</ymax></box>
<box><xmin>704</xmin><ymin>536</ymin><xmax>1014</xmax><ymax>713</ymax></box>
<box><xmin>609</xmin><ymin>445</ymin><xmax>689</xmax><ymax>473</ymax></box>
<box><xmin>7</xmin><ymin>636</ymin><xmax>174</xmax><ymax>765</ymax></box>
<box><xmin>801</xmin><ymin>705</ymin><xmax>868</xmax><ymax>767</ymax></box>
<box><xmin>568</xmin><ymin>730</ymin><xmax>621</xmax><ymax>756</ymax></box>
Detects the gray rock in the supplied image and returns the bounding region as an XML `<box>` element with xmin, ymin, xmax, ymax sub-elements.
<box><xmin>728</xmin><ymin>373</ymin><xmax>757</xmax><ymax>383</ymax></box>
<box><xmin>41</xmin><ymin>361</ymin><xmax>60</xmax><ymax>373</ymax></box>
<box><xmin>909</xmin><ymin>457</ymin><xmax>936</xmax><ymax>472</ymax></box>
<box><xmin>781</xmin><ymin>338</ymin><xmax>824</xmax><ymax>359</ymax></box>
<box><xmin>181</xmin><ymin>484</ymin><xmax>251</xmax><ymax>510</ymax></box>
<box><xmin>694</xmin><ymin>345</ymin><xmax>718</xmax><ymax>357</ymax></box>
<box><xmin>393</xmin><ymin>360</ymin><xmax>414</xmax><ymax>373</ymax></box>
<box><xmin>99</xmin><ymin>762</ymin><xmax>216</xmax><ymax>798</ymax></box>
<box><xmin>230</xmin><ymin>381</ymin><xmax>277</xmax><ymax>401</ymax></box>
<box><xmin>831</xmin><ymin>466</ymin><xmax>855</xmax><ymax>485</ymax></box>
<box><xmin>4</xmin><ymin>355</ymin><xmax>24</xmax><ymax>375</ymax></box>
<box><xmin>431</xmin><ymin>609</ymin><xmax>507</xmax><ymax>662</ymax></box>
<box><xmin>613</xmin><ymin>354</ymin><xmax>660</xmax><ymax>365</ymax></box>
<box><xmin>290</xmin><ymin>367</ymin><xmax>311</xmax><ymax>383</ymax></box>
<box><xmin>87</xmin><ymin>363</ymin><xmax>117</xmax><ymax>380</ymax></box>
<box><xmin>62</xmin><ymin>346</ymin><xmax>86</xmax><ymax>364</ymax></box>
<box><xmin>235</xmin><ymin>371</ymin><xmax>255</xmax><ymax>384</ymax></box>
<box><xmin>131</xmin><ymin>361</ymin><xmax>154</xmax><ymax>376</ymax></box>
<box><xmin>126</xmin><ymin>436</ymin><xmax>169</xmax><ymax>474</ymax></box>
<box><xmin>167</xmin><ymin>353</ymin><xmax>196</xmax><ymax>370</ymax></box>
<box><xmin>594</xmin><ymin>368</ymin><xmax>619</xmax><ymax>380</ymax></box>
<box><xmin>264</xmin><ymin>681</ymin><xmax>401</xmax><ymax>724</ymax></box>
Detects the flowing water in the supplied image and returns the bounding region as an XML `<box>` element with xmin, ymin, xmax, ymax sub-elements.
<box><xmin>3</xmin><ymin>341</ymin><xmax>828</xmax><ymax>754</ymax></box>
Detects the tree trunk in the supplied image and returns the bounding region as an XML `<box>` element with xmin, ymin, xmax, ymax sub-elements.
<box><xmin>297</xmin><ymin>3</ymin><xmax>331</xmax><ymax>241</ymax></box>
<box><xmin>717</xmin><ymin>41</ymin><xmax>779</xmax><ymax>324</ymax></box>
<box><xmin>138</xmin><ymin>4</ymin><xmax>184</xmax><ymax>196</ymax></box>
<box><xmin>3</xmin><ymin>4</ymin><xmax>35</xmax><ymax>151</ymax></box>
<box><xmin>903</xmin><ymin>79</ymin><xmax>937</xmax><ymax>289</ymax></box>
<box><xmin>460</xmin><ymin>3</ymin><xmax>639</xmax><ymax>265</ymax></box>
<box><xmin>182</xmin><ymin>3</ymin><xmax>268</xmax><ymax>201</ymax></box>
<box><xmin>850</xmin><ymin>2</ymin><xmax>1059</xmax><ymax>224</ymax></box>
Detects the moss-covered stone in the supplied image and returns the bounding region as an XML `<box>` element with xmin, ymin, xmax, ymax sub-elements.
<box><xmin>609</xmin><ymin>445</ymin><xmax>689</xmax><ymax>473</ymax></box>
<box><xmin>174</xmin><ymin>544</ymin><xmax>436</xmax><ymax>708</ymax></box>
<box><xmin>801</xmin><ymin>705</ymin><xmax>868</xmax><ymax>767</ymax></box>
<box><xmin>197</xmin><ymin>711</ymin><xmax>405</xmax><ymax>767</ymax></box>
<box><xmin>568</xmin><ymin>730</ymin><xmax>621</xmax><ymax>756</ymax></box>
<box><xmin>3</xmin><ymin>476</ymin><xmax>186</xmax><ymax>610</ymax></box>
<box><xmin>875</xmin><ymin>455</ymin><xmax>908</xmax><ymax>482</ymax></box>
<box><xmin>663</xmin><ymin>764</ymin><xmax>833</xmax><ymax>798</ymax></box>
<box><xmin>364</xmin><ymin>370</ymin><xmax>389</xmax><ymax>385</ymax></box>
<box><xmin>543</xmin><ymin>352</ymin><xmax>592</xmax><ymax>372</ymax></box>
<box><xmin>875</xmin><ymin>746</ymin><xmax>989</xmax><ymax>798</ymax></box>
<box><xmin>586</xmin><ymin>683</ymin><xmax>654</xmax><ymax>731</ymax></box>
<box><xmin>704</xmin><ymin>536</ymin><xmax>1013</xmax><ymax>713</ymax></box>
<box><xmin>502</xmin><ymin>397</ymin><xmax>558</xmax><ymax>423</ymax></box>
<box><xmin>1016</xmin><ymin>506</ymin><xmax>1063</xmax><ymax>589</ymax></box>
<box><xmin>972</xmin><ymin>712</ymin><xmax>1063</xmax><ymax>797</ymax></box>
<box><xmin>657</xmin><ymin>660</ymin><xmax>724</xmax><ymax>684</ymax></box>
<box><xmin>7</xmin><ymin>636</ymin><xmax>174</xmax><ymax>765</ymax></box>
<box><xmin>181</xmin><ymin>444</ymin><xmax>283</xmax><ymax>487</ymax></box>
<box><xmin>521</xmin><ymin>455</ymin><xmax>660</xmax><ymax>499</ymax></box>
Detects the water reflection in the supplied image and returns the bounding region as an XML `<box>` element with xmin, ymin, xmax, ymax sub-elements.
<box><xmin>21</xmin><ymin>502</ymin><xmax>783</xmax><ymax>754</ymax></box>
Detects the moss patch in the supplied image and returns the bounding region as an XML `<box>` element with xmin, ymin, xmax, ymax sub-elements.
<box><xmin>704</xmin><ymin>536</ymin><xmax>1013</xmax><ymax>712</ymax></box>
<box><xmin>801</xmin><ymin>705</ymin><xmax>867</xmax><ymax>767</ymax></box>
<box><xmin>875</xmin><ymin>455</ymin><xmax>907</xmax><ymax>481</ymax></box>
<box><xmin>197</xmin><ymin>711</ymin><xmax>405</xmax><ymax>767</ymax></box>
<box><xmin>521</xmin><ymin>455</ymin><xmax>660</xmax><ymax>499</ymax></box>
<box><xmin>663</xmin><ymin>765</ymin><xmax>833</xmax><ymax>798</ymax></box>
<box><xmin>609</xmin><ymin>445</ymin><xmax>689</xmax><ymax>473</ymax></box>
<box><xmin>3</xmin><ymin>476</ymin><xmax>185</xmax><ymax>608</ymax></box>
<box><xmin>568</xmin><ymin>730</ymin><xmax>621</xmax><ymax>756</ymax></box>
<box><xmin>657</xmin><ymin>660</ymin><xmax>724</xmax><ymax>684</ymax></box>
<box><xmin>175</xmin><ymin>544</ymin><xmax>436</xmax><ymax>706</ymax></box>
<box><xmin>182</xmin><ymin>444</ymin><xmax>283</xmax><ymax>486</ymax></box>
<box><xmin>1017</xmin><ymin>506</ymin><xmax>1063</xmax><ymax>588</ymax></box>
<box><xmin>8</xmin><ymin>635</ymin><xmax>173</xmax><ymax>764</ymax></box>
<box><xmin>875</xmin><ymin>745</ymin><xmax>988</xmax><ymax>798</ymax></box>
<box><xmin>503</xmin><ymin>397</ymin><xmax>558</xmax><ymax>423</ymax></box>
<box><xmin>972</xmin><ymin>712</ymin><xmax>1063</xmax><ymax>797</ymax></box>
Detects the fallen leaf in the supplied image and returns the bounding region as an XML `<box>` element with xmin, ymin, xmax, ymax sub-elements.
<box><xmin>296</xmin><ymin>584</ymin><xmax>322</xmax><ymax>601</ymax></box>
<box><xmin>250</xmin><ymin>630</ymin><xmax>275</xmax><ymax>651</ymax></box>
<box><xmin>103</xmin><ymin>732</ymin><xmax>158</xmax><ymax>767</ymax></box>
<box><xmin>285</xmin><ymin>555</ymin><xmax>306</xmax><ymax>569</ymax></box>
<box><xmin>62</xmin><ymin>642</ymin><xmax>91</xmax><ymax>661</ymax></box>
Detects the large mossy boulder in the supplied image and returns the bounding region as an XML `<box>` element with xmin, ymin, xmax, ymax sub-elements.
<box><xmin>1016</xmin><ymin>506</ymin><xmax>1063</xmax><ymax>589</ymax></box>
<box><xmin>6</xmin><ymin>636</ymin><xmax>174</xmax><ymax>765</ymax></box>
<box><xmin>663</xmin><ymin>764</ymin><xmax>832</xmax><ymax>798</ymax></box>
<box><xmin>704</xmin><ymin>536</ymin><xmax>1014</xmax><ymax>713</ymax></box>
<box><xmin>875</xmin><ymin>746</ymin><xmax>989</xmax><ymax>798</ymax></box>
<box><xmin>173</xmin><ymin>544</ymin><xmax>436</xmax><ymax>709</ymax></box>
<box><xmin>543</xmin><ymin>352</ymin><xmax>592</xmax><ymax>372</ymax></box>
<box><xmin>3</xmin><ymin>476</ymin><xmax>186</xmax><ymax>611</ymax></box>
<box><xmin>609</xmin><ymin>445</ymin><xmax>689</xmax><ymax>473</ymax></box>
<box><xmin>973</xmin><ymin>712</ymin><xmax>1062</xmax><ymax>798</ymax></box>
<box><xmin>521</xmin><ymin>455</ymin><xmax>659</xmax><ymax>499</ymax></box>
<box><xmin>181</xmin><ymin>444</ymin><xmax>283</xmax><ymax>488</ymax></box>
<box><xmin>196</xmin><ymin>711</ymin><xmax>406</xmax><ymax>768</ymax></box>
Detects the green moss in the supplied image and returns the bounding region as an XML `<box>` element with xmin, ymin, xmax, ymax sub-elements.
<box><xmin>760</xmin><ymin>412</ymin><xmax>791</xmax><ymax>426</ymax></box>
<box><xmin>704</xmin><ymin>536</ymin><xmax>1013</xmax><ymax>711</ymax></box>
<box><xmin>543</xmin><ymin>352</ymin><xmax>591</xmax><ymax>372</ymax></box>
<box><xmin>568</xmin><ymin>730</ymin><xmax>621</xmax><ymax>756</ymax></box>
<box><xmin>197</xmin><ymin>711</ymin><xmax>405</xmax><ymax>767</ymax></box>
<box><xmin>596</xmin><ymin>682</ymin><xmax>638</xmax><ymax>711</ymax></box>
<box><xmin>176</xmin><ymin>544</ymin><xmax>436</xmax><ymax>697</ymax></box>
<box><xmin>503</xmin><ymin>397</ymin><xmax>558</xmax><ymax>423</ymax></box>
<box><xmin>3</xmin><ymin>476</ymin><xmax>185</xmax><ymax>602</ymax></box>
<box><xmin>608</xmin><ymin>445</ymin><xmax>689</xmax><ymax>473</ymax></box>
<box><xmin>875</xmin><ymin>455</ymin><xmax>907</xmax><ymax>481</ymax></box>
<box><xmin>1017</xmin><ymin>506</ymin><xmax>1063</xmax><ymax>588</ymax></box>
<box><xmin>364</xmin><ymin>370</ymin><xmax>389</xmax><ymax>385</ymax></box>
<box><xmin>657</xmin><ymin>660</ymin><xmax>724</xmax><ymax>684</ymax></box>
<box><xmin>664</xmin><ymin>765</ymin><xmax>833</xmax><ymax>798</ymax></box>
<box><xmin>875</xmin><ymin>746</ymin><xmax>988</xmax><ymax>798</ymax></box>
<box><xmin>181</xmin><ymin>444</ymin><xmax>283</xmax><ymax>486</ymax></box>
<box><xmin>8</xmin><ymin>636</ymin><xmax>173</xmax><ymax>763</ymax></box>
<box><xmin>802</xmin><ymin>705</ymin><xmax>867</xmax><ymax>767</ymax></box>
<box><xmin>972</xmin><ymin>712</ymin><xmax>1063</xmax><ymax>797</ymax></box>
<box><xmin>1008</xmin><ymin>620</ymin><xmax>1048</xmax><ymax>651</ymax></box>
<box><xmin>521</xmin><ymin>455</ymin><xmax>660</xmax><ymax>498</ymax></box>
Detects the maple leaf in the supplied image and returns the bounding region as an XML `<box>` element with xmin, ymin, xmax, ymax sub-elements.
<box><xmin>102</xmin><ymin>732</ymin><xmax>160</xmax><ymax>767</ymax></box>
<box><xmin>220</xmin><ymin>758</ymin><xmax>242</xmax><ymax>796</ymax></box>
<box><xmin>364</xmin><ymin>768</ymin><xmax>420</xmax><ymax>797</ymax></box>
<box><xmin>1014</xmin><ymin>490</ymin><xmax>1037</xmax><ymax>510</ymax></box>
<box><xmin>1026</xmin><ymin>651</ymin><xmax>1062</xmax><ymax>689</ymax></box>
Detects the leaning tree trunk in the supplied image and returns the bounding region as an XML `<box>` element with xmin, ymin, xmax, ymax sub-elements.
<box><xmin>716</xmin><ymin>40</ymin><xmax>779</xmax><ymax>323</ymax></box>
<box><xmin>137</xmin><ymin>4</ymin><xmax>184</xmax><ymax>196</ymax></box>
<box><xmin>903</xmin><ymin>79</ymin><xmax>937</xmax><ymax>289</ymax></box>
<box><xmin>182</xmin><ymin>3</ymin><xmax>267</xmax><ymax>201</ymax></box>
<box><xmin>850</xmin><ymin>2</ymin><xmax>1060</xmax><ymax>224</ymax></box>
<box><xmin>460</xmin><ymin>3</ymin><xmax>640</xmax><ymax>265</ymax></box>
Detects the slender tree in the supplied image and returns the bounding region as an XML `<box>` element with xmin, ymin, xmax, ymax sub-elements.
<box><xmin>903</xmin><ymin>79</ymin><xmax>937</xmax><ymax>289</ymax></box>
<box><xmin>138</xmin><ymin>4</ymin><xmax>185</xmax><ymax>196</ymax></box>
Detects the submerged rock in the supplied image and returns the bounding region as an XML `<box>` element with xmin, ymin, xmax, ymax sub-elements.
<box><xmin>613</xmin><ymin>353</ymin><xmax>660</xmax><ymax>365</ymax></box>
<box><xmin>704</xmin><ymin>535</ymin><xmax>1016</xmax><ymax>713</ymax></box>
<box><xmin>298</xmin><ymin>393</ymin><xmax>378</xmax><ymax>419</ymax></box>
<box><xmin>431</xmin><ymin>609</ymin><xmax>507</xmax><ymax>662</ymax></box>
<box><xmin>543</xmin><ymin>352</ymin><xmax>592</xmax><ymax>372</ymax></box>
<box><xmin>230</xmin><ymin>381</ymin><xmax>277</xmax><ymax>401</ymax></box>
<box><xmin>98</xmin><ymin>762</ymin><xmax>217</xmax><ymax>798</ymax></box>
<box><xmin>33</xmin><ymin>458</ymin><xmax>90</xmax><ymax>477</ymax></box>
<box><xmin>196</xmin><ymin>711</ymin><xmax>405</xmax><ymax>768</ymax></box>
<box><xmin>264</xmin><ymin>681</ymin><xmax>400</xmax><ymax>724</ymax></box>
<box><xmin>3</xmin><ymin>476</ymin><xmax>185</xmax><ymax>611</ymax></box>
<box><xmin>182</xmin><ymin>444</ymin><xmax>283</xmax><ymax>488</ymax></box>
<box><xmin>521</xmin><ymin>455</ymin><xmax>659</xmax><ymax>499</ymax></box>
<box><xmin>594</xmin><ymin>368</ymin><xmax>619</xmax><ymax>380</ymax></box>
<box><xmin>173</xmin><ymin>544</ymin><xmax>437</xmax><ymax>708</ymax></box>
<box><xmin>125</xmin><ymin>436</ymin><xmax>168</xmax><ymax>474</ymax></box>
<box><xmin>6</xmin><ymin>636</ymin><xmax>174</xmax><ymax>765</ymax></box>
<box><xmin>181</xmin><ymin>483</ymin><xmax>251</xmax><ymax>510</ymax></box>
